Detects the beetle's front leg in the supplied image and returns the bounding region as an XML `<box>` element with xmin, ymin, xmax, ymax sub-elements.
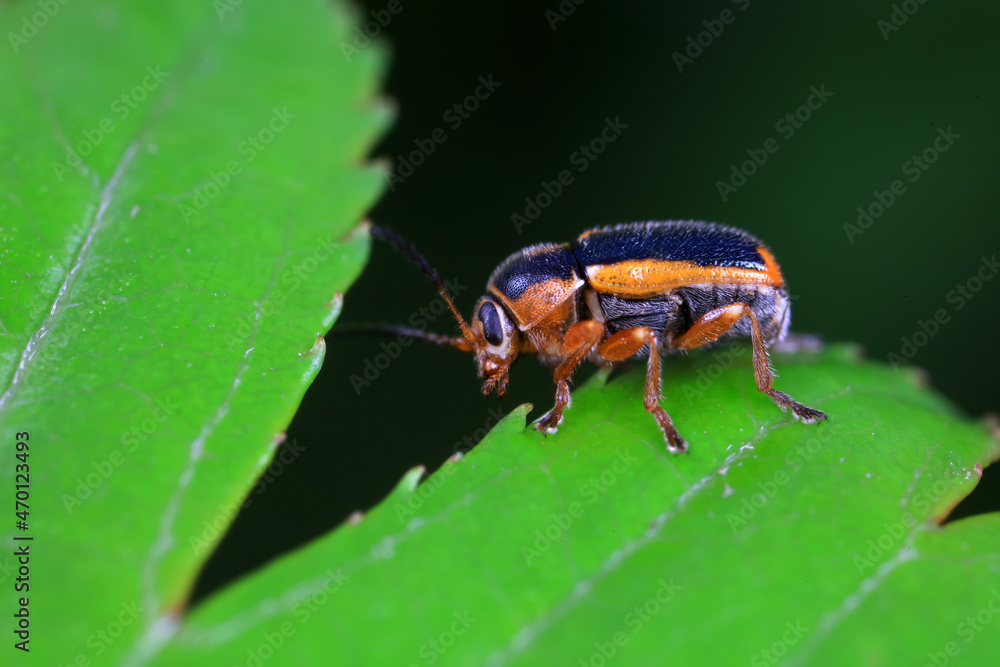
<box><xmin>534</xmin><ymin>320</ymin><xmax>605</xmax><ymax>435</ymax></box>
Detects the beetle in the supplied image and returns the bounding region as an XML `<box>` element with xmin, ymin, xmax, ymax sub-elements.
<box><xmin>367</xmin><ymin>220</ymin><xmax>827</xmax><ymax>453</ymax></box>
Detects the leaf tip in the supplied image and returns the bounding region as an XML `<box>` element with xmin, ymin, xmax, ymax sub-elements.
<box><xmin>398</xmin><ymin>465</ymin><xmax>426</xmax><ymax>494</ymax></box>
<box><xmin>322</xmin><ymin>292</ymin><xmax>345</xmax><ymax>329</ymax></box>
<box><xmin>909</xmin><ymin>366</ymin><xmax>932</xmax><ymax>390</ymax></box>
<box><xmin>982</xmin><ymin>412</ymin><xmax>1000</xmax><ymax>437</ymax></box>
<box><xmin>368</xmin><ymin>155</ymin><xmax>393</xmax><ymax>179</ymax></box>
<box><xmin>305</xmin><ymin>333</ymin><xmax>326</xmax><ymax>358</ymax></box>
<box><xmin>506</xmin><ymin>403</ymin><xmax>533</xmax><ymax>428</ymax></box>
<box><xmin>844</xmin><ymin>341</ymin><xmax>866</xmax><ymax>360</ymax></box>
<box><xmin>347</xmin><ymin>218</ymin><xmax>372</xmax><ymax>241</ymax></box>
<box><xmin>364</xmin><ymin>95</ymin><xmax>397</xmax><ymax>127</ymax></box>
<box><xmin>981</xmin><ymin>412</ymin><xmax>1000</xmax><ymax>463</ymax></box>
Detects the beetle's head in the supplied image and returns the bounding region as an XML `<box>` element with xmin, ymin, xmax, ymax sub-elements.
<box><xmin>471</xmin><ymin>296</ymin><xmax>520</xmax><ymax>396</ymax></box>
<box><xmin>360</xmin><ymin>225</ymin><xmax>522</xmax><ymax>397</ymax></box>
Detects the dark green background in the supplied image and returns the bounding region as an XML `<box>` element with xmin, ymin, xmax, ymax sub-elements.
<box><xmin>196</xmin><ymin>0</ymin><xmax>1000</xmax><ymax>600</ymax></box>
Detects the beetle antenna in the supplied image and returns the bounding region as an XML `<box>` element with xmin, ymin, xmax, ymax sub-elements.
<box><xmin>369</xmin><ymin>225</ymin><xmax>478</xmax><ymax>344</ymax></box>
<box><xmin>335</xmin><ymin>324</ymin><xmax>474</xmax><ymax>351</ymax></box>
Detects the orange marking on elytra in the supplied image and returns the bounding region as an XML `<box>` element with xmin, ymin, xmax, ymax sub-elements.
<box><xmin>585</xmin><ymin>255</ymin><xmax>783</xmax><ymax>298</ymax></box>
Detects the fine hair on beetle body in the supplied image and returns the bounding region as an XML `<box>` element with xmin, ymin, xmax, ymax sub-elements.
<box><xmin>365</xmin><ymin>221</ymin><xmax>827</xmax><ymax>453</ymax></box>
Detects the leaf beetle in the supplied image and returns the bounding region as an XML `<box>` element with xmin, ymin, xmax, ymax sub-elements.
<box><xmin>367</xmin><ymin>221</ymin><xmax>827</xmax><ymax>453</ymax></box>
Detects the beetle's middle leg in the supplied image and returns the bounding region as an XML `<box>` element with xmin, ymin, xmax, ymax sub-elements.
<box><xmin>597</xmin><ymin>326</ymin><xmax>688</xmax><ymax>454</ymax></box>
<box><xmin>673</xmin><ymin>303</ymin><xmax>828</xmax><ymax>424</ymax></box>
<box><xmin>534</xmin><ymin>319</ymin><xmax>606</xmax><ymax>435</ymax></box>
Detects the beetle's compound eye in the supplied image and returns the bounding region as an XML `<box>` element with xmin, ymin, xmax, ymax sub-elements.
<box><xmin>479</xmin><ymin>300</ymin><xmax>504</xmax><ymax>346</ymax></box>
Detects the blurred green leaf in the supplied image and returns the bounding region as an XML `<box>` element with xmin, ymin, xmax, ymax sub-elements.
<box><xmin>0</xmin><ymin>0</ymin><xmax>389</xmax><ymax>663</ymax></box>
<box><xmin>151</xmin><ymin>344</ymin><xmax>1000</xmax><ymax>666</ymax></box>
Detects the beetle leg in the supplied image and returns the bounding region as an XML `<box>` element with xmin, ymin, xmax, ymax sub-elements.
<box><xmin>597</xmin><ymin>327</ymin><xmax>687</xmax><ymax>454</ymax></box>
<box><xmin>534</xmin><ymin>320</ymin><xmax>605</xmax><ymax>435</ymax></box>
<box><xmin>674</xmin><ymin>303</ymin><xmax>828</xmax><ymax>424</ymax></box>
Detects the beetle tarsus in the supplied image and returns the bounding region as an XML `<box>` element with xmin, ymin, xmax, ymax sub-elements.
<box><xmin>665</xmin><ymin>432</ymin><xmax>688</xmax><ymax>455</ymax></box>
<box><xmin>792</xmin><ymin>403</ymin><xmax>828</xmax><ymax>424</ymax></box>
<box><xmin>533</xmin><ymin>412</ymin><xmax>564</xmax><ymax>435</ymax></box>
<box><xmin>646</xmin><ymin>401</ymin><xmax>688</xmax><ymax>454</ymax></box>
<box><xmin>535</xmin><ymin>379</ymin><xmax>572</xmax><ymax>436</ymax></box>
<box><xmin>767</xmin><ymin>389</ymin><xmax>828</xmax><ymax>424</ymax></box>
<box><xmin>653</xmin><ymin>410</ymin><xmax>688</xmax><ymax>454</ymax></box>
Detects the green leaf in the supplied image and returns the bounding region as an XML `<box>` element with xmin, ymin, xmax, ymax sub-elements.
<box><xmin>148</xmin><ymin>344</ymin><xmax>1000</xmax><ymax>665</ymax></box>
<box><xmin>0</xmin><ymin>0</ymin><xmax>389</xmax><ymax>663</ymax></box>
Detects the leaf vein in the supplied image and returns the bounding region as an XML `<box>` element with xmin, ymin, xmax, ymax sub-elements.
<box><xmin>485</xmin><ymin>417</ymin><xmax>795</xmax><ymax>666</ymax></box>
<box><xmin>0</xmin><ymin>140</ymin><xmax>139</xmax><ymax>418</ymax></box>
<box><xmin>782</xmin><ymin>524</ymin><xmax>926</xmax><ymax>666</ymax></box>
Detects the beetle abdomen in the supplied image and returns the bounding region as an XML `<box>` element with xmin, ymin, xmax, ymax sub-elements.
<box><xmin>592</xmin><ymin>283</ymin><xmax>789</xmax><ymax>350</ymax></box>
<box><xmin>574</xmin><ymin>221</ymin><xmax>785</xmax><ymax>298</ymax></box>
<box><xmin>671</xmin><ymin>283</ymin><xmax>790</xmax><ymax>345</ymax></box>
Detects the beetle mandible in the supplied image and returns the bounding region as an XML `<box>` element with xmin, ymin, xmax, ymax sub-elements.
<box><xmin>368</xmin><ymin>221</ymin><xmax>827</xmax><ymax>453</ymax></box>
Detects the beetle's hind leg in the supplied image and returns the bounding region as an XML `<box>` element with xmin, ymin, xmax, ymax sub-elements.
<box><xmin>673</xmin><ymin>303</ymin><xmax>828</xmax><ymax>424</ymax></box>
<box><xmin>597</xmin><ymin>327</ymin><xmax>688</xmax><ymax>454</ymax></box>
<box><xmin>534</xmin><ymin>320</ymin><xmax>606</xmax><ymax>435</ymax></box>
<box><xmin>746</xmin><ymin>315</ymin><xmax>827</xmax><ymax>424</ymax></box>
